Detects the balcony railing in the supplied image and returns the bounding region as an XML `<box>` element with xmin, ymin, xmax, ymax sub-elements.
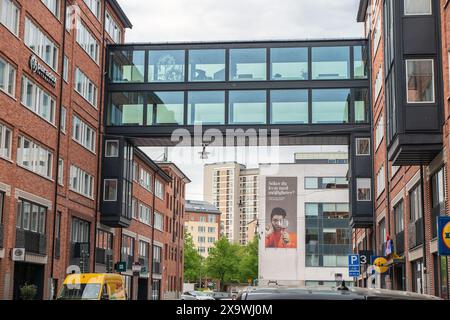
<box><xmin>153</xmin><ymin>261</ymin><xmax>162</xmax><ymax>275</ymax></box>
<box><xmin>70</xmin><ymin>242</ymin><xmax>91</xmax><ymax>273</ymax></box>
<box><xmin>15</xmin><ymin>228</ymin><xmax>47</xmax><ymax>255</ymax></box>
<box><xmin>395</xmin><ymin>231</ymin><xmax>405</xmax><ymax>255</ymax></box>
<box><xmin>408</xmin><ymin>218</ymin><xmax>424</xmax><ymax>250</ymax></box>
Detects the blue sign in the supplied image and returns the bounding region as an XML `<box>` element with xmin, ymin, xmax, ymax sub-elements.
<box><xmin>438</xmin><ymin>217</ymin><xmax>450</xmax><ymax>256</ymax></box>
<box><xmin>348</xmin><ymin>254</ymin><xmax>360</xmax><ymax>277</ymax></box>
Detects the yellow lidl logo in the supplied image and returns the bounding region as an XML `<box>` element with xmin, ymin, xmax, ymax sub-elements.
<box><xmin>373</xmin><ymin>257</ymin><xmax>388</xmax><ymax>274</ymax></box>
<box><xmin>443</xmin><ymin>222</ymin><xmax>450</xmax><ymax>250</ymax></box>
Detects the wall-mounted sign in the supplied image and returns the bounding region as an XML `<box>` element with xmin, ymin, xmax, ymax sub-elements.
<box><xmin>29</xmin><ymin>55</ymin><xmax>57</xmax><ymax>87</ymax></box>
<box><xmin>12</xmin><ymin>248</ymin><xmax>25</xmax><ymax>261</ymax></box>
<box><xmin>438</xmin><ymin>217</ymin><xmax>450</xmax><ymax>256</ymax></box>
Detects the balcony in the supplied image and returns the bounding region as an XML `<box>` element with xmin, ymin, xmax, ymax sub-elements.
<box><xmin>395</xmin><ymin>231</ymin><xmax>405</xmax><ymax>255</ymax></box>
<box><xmin>122</xmin><ymin>254</ymin><xmax>134</xmax><ymax>270</ymax></box>
<box><xmin>408</xmin><ymin>218</ymin><xmax>424</xmax><ymax>250</ymax></box>
<box><xmin>15</xmin><ymin>229</ymin><xmax>47</xmax><ymax>255</ymax></box>
<box><xmin>70</xmin><ymin>242</ymin><xmax>91</xmax><ymax>273</ymax></box>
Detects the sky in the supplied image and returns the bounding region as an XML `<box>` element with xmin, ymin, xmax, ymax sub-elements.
<box><xmin>117</xmin><ymin>0</ymin><xmax>364</xmax><ymax>43</ymax></box>
<box><xmin>116</xmin><ymin>0</ymin><xmax>361</xmax><ymax>200</ymax></box>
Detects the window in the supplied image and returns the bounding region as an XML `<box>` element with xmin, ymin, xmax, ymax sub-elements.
<box><xmin>83</xmin><ymin>0</ymin><xmax>100</xmax><ymax>19</ymax></box>
<box><xmin>71</xmin><ymin>217</ymin><xmax>90</xmax><ymax>243</ymax></box>
<box><xmin>74</xmin><ymin>68</ymin><xmax>98</xmax><ymax>107</ymax></box>
<box><xmin>376</xmin><ymin>166</ymin><xmax>385</xmax><ymax>197</ymax></box>
<box><xmin>105</xmin><ymin>140</ymin><xmax>119</xmax><ymax>157</ymax></box>
<box><xmin>270</xmin><ymin>90</ymin><xmax>308</xmax><ymax>124</ymax></box>
<box><xmin>312</xmin><ymin>47</ymin><xmax>350</xmax><ymax>80</ymax></box>
<box><xmin>357</xmin><ymin>178</ymin><xmax>371</xmax><ymax>201</ymax></box>
<box><xmin>394</xmin><ymin>201</ymin><xmax>404</xmax><ymax>234</ymax></box>
<box><xmin>148</xmin><ymin>50</ymin><xmax>185</xmax><ymax>82</ymax></box>
<box><xmin>379</xmin><ymin>218</ymin><xmax>386</xmax><ymax>251</ymax></box>
<box><xmin>0</xmin><ymin>56</ymin><xmax>16</xmax><ymax>96</ymax></box>
<box><xmin>198</xmin><ymin>226</ymin><xmax>206</xmax><ymax>233</ymax></box>
<box><xmin>208</xmin><ymin>227</ymin><xmax>216</xmax><ymax>233</ymax></box>
<box><xmin>17</xmin><ymin>136</ymin><xmax>53</xmax><ymax>179</ymax></box>
<box><xmin>354</xmin><ymin>46</ymin><xmax>368</xmax><ymax>79</ymax></box>
<box><xmin>16</xmin><ymin>199</ymin><xmax>47</xmax><ymax>234</ymax></box>
<box><xmin>96</xmin><ymin>229</ymin><xmax>113</xmax><ymax>250</ymax></box>
<box><xmin>105</xmin><ymin>11</ymin><xmax>121</xmax><ymax>43</ymax></box>
<box><xmin>103</xmin><ymin>179</ymin><xmax>117</xmax><ymax>201</ymax></box>
<box><xmin>154</xmin><ymin>211</ymin><xmax>163</xmax><ymax>231</ymax></box>
<box><xmin>131</xmin><ymin>198</ymin><xmax>138</xmax><ymax>219</ymax></box>
<box><xmin>208</xmin><ymin>237</ymin><xmax>215</xmax><ymax>243</ymax></box>
<box><xmin>108</xmin><ymin>92</ymin><xmax>144</xmax><ymax>126</ymax></box>
<box><xmin>406</xmin><ymin>59</ymin><xmax>435</xmax><ymax>103</ymax></box>
<box><xmin>21</xmin><ymin>75</ymin><xmax>56</xmax><ymax>124</ymax></box>
<box><xmin>188</xmin><ymin>49</ymin><xmax>226</xmax><ymax>82</ymax></box>
<box><xmin>198</xmin><ymin>236</ymin><xmax>206</xmax><ymax>243</ymax></box>
<box><xmin>139</xmin><ymin>203</ymin><xmax>151</xmax><ymax>225</ymax></box>
<box><xmin>374</xmin><ymin>66</ymin><xmax>382</xmax><ymax>100</ymax></box>
<box><xmin>155</xmin><ymin>179</ymin><xmax>164</xmax><ymax>199</ymax></box>
<box><xmin>208</xmin><ymin>215</ymin><xmax>216</xmax><ymax>223</ymax></box>
<box><xmin>305</xmin><ymin>203</ymin><xmax>319</xmax><ymax>218</ymax></box>
<box><xmin>230</xmin><ymin>48</ymin><xmax>266</xmax><ymax>81</ymax></box>
<box><xmin>356</xmin><ymin>138</ymin><xmax>370</xmax><ymax>156</ymax></box>
<box><xmin>133</xmin><ymin>162</ymin><xmax>139</xmax><ymax>182</ymax></box>
<box><xmin>139</xmin><ymin>169</ymin><xmax>152</xmax><ymax>191</ymax></box>
<box><xmin>229</xmin><ymin>90</ymin><xmax>266</xmax><ymax>125</ymax></box>
<box><xmin>63</xmin><ymin>56</ymin><xmax>69</xmax><ymax>82</ymax></box>
<box><xmin>76</xmin><ymin>21</ymin><xmax>99</xmax><ymax>63</ymax></box>
<box><xmin>270</xmin><ymin>47</ymin><xmax>308</xmax><ymax>80</ymax></box>
<box><xmin>373</xmin><ymin>13</ymin><xmax>382</xmax><ymax>54</ymax></box>
<box><xmin>24</xmin><ymin>18</ymin><xmax>59</xmax><ymax>70</ymax></box>
<box><xmin>72</xmin><ymin>115</ymin><xmax>96</xmax><ymax>153</ymax></box>
<box><xmin>409</xmin><ymin>184</ymin><xmax>422</xmax><ymax>222</ymax></box>
<box><xmin>187</xmin><ymin>91</ymin><xmax>225</xmax><ymax>125</ymax></box>
<box><xmin>0</xmin><ymin>122</ymin><xmax>12</xmax><ymax>159</ymax></box>
<box><xmin>110</xmin><ymin>50</ymin><xmax>145</xmax><ymax>83</ymax></box>
<box><xmin>41</xmin><ymin>0</ymin><xmax>60</xmax><ymax>18</ymax></box>
<box><xmin>69</xmin><ymin>165</ymin><xmax>94</xmax><ymax>199</ymax></box>
<box><xmin>355</xmin><ymin>88</ymin><xmax>369</xmax><ymax>123</ymax></box>
<box><xmin>58</xmin><ymin>158</ymin><xmax>64</xmax><ymax>186</ymax></box>
<box><xmin>431</xmin><ymin>167</ymin><xmax>446</xmax><ymax>237</ymax></box>
<box><xmin>404</xmin><ymin>0</ymin><xmax>432</xmax><ymax>15</ymax></box>
<box><xmin>375</xmin><ymin>114</ymin><xmax>384</xmax><ymax>149</ymax></box>
<box><xmin>121</xmin><ymin>235</ymin><xmax>134</xmax><ymax>262</ymax></box>
<box><xmin>0</xmin><ymin>0</ymin><xmax>19</xmax><ymax>35</ymax></box>
<box><xmin>60</xmin><ymin>106</ymin><xmax>66</xmax><ymax>133</ymax></box>
<box><xmin>312</xmin><ymin>89</ymin><xmax>349</xmax><ymax>124</ymax></box>
<box><xmin>149</xmin><ymin>91</ymin><xmax>184</xmax><ymax>125</ymax></box>
<box><xmin>305</xmin><ymin>177</ymin><xmax>348</xmax><ymax>190</ymax></box>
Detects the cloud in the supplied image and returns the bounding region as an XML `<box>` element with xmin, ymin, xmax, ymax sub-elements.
<box><xmin>117</xmin><ymin>0</ymin><xmax>364</xmax><ymax>43</ymax></box>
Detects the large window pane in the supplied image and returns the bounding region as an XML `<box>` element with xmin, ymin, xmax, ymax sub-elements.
<box><xmin>148</xmin><ymin>92</ymin><xmax>184</xmax><ymax>125</ymax></box>
<box><xmin>404</xmin><ymin>0</ymin><xmax>432</xmax><ymax>15</ymax></box>
<box><xmin>229</xmin><ymin>91</ymin><xmax>266</xmax><ymax>124</ymax></box>
<box><xmin>312</xmin><ymin>89</ymin><xmax>350</xmax><ymax>124</ymax></box>
<box><xmin>270</xmin><ymin>90</ymin><xmax>308</xmax><ymax>124</ymax></box>
<box><xmin>108</xmin><ymin>92</ymin><xmax>145</xmax><ymax>126</ymax></box>
<box><xmin>188</xmin><ymin>91</ymin><xmax>225</xmax><ymax>125</ymax></box>
<box><xmin>354</xmin><ymin>46</ymin><xmax>368</xmax><ymax>79</ymax></box>
<box><xmin>148</xmin><ymin>50</ymin><xmax>185</xmax><ymax>82</ymax></box>
<box><xmin>110</xmin><ymin>50</ymin><xmax>145</xmax><ymax>83</ymax></box>
<box><xmin>312</xmin><ymin>47</ymin><xmax>350</xmax><ymax>80</ymax></box>
<box><xmin>188</xmin><ymin>49</ymin><xmax>225</xmax><ymax>82</ymax></box>
<box><xmin>270</xmin><ymin>48</ymin><xmax>308</xmax><ymax>80</ymax></box>
<box><xmin>229</xmin><ymin>49</ymin><xmax>266</xmax><ymax>81</ymax></box>
<box><xmin>354</xmin><ymin>88</ymin><xmax>369</xmax><ymax>123</ymax></box>
<box><xmin>406</xmin><ymin>59</ymin><xmax>435</xmax><ymax>103</ymax></box>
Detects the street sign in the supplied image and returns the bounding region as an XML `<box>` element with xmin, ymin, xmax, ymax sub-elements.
<box><xmin>115</xmin><ymin>262</ymin><xmax>127</xmax><ymax>272</ymax></box>
<box><xmin>438</xmin><ymin>217</ymin><xmax>450</xmax><ymax>256</ymax></box>
<box><xmin>359</xmin><ymin>251</ymin><xmax>373</xmax><ymax>265</ymax></box>
<box><xmin>348</xmin><ymin>254</ymin><xmax>360</xmax><ymax>277</ymax></box>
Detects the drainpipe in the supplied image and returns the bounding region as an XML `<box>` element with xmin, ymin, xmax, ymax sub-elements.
<box><xmin>149</xmin><ymin>172</ymin><xmax>157</xmax><ymax>300</ymax></box>
<box><xmin>419</xmin><ymin>165</ymin><xmax>428</xmax><ymax>295</ymax></box>
<box><xmin>50</xmin><ymin>0</ymin><xmax>68</xmax><ymax>300</ymax></box>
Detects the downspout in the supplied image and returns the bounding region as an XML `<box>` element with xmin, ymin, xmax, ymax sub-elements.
<box><xmin>149</xmin><ymin>172</ymin><xmax>157</xmax><ymax>300</ymax></box>
<box><xmin>50</xmin><ymin>0</ymin><xmax>68</xmax><ymax>300</ymax></box>
<box><xmin>92</xmin><ymin>0</ymin><xmax>108</xmax><ymax>273</ymax></box>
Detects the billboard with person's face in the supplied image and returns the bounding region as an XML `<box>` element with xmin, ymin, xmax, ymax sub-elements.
<box><xmin>265</xmin><ymin>177</ymin><xmax>297</xmax><ymax>249</ymax></box>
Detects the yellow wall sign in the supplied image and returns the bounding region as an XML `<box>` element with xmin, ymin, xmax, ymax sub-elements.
<box><xmin>373</xmin><ymin>257</ymin><xmax>388</xmax><ymax>274</ymax></box>
<box><xmin>443</xmin><ymin>222</ymin><xmax>450</xmax><ymax>250</ymax></box>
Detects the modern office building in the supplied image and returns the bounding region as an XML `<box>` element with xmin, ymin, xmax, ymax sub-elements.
<box><xmin>354</xmin><ymin>0</ymin><xmax>449</xmax><ymax>298</ymax></box>
<box><xmin>185</xmin><ymin>200</ymin><xmax>221</xmax><ymax>258</ymax></box>
<box><xmin>259</xmin><ymin>152</ymin><xmax>353</xmax><ymax>287</ymax></box>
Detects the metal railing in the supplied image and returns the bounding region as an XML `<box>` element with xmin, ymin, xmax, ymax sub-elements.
<box><xmin>15</xmin><ymin>228</ymin><xmax>46</xmax><ymax>255</ymax></box>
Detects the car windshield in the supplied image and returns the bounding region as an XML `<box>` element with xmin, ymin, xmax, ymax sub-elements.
<box><xmin>193</xmin><ymin>291</ymin><xmax>208</xmax><ymax>296</ymax></box>
<box><xmin>58</xmin><ymin>284</ymin><xmax>101</xmax><ymax>300</ymax></box>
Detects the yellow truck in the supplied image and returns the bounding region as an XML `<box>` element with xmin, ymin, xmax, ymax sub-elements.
<box><xmin>57</xmin><ymin>273</ymin><xmax>127</xmax><ymax>300</ymax></box>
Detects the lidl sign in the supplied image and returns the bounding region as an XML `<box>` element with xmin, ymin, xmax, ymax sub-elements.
<box><xmin>438</xmin><ymin>217</ymin><xmax>450</xmax><ymax>256</ymax></box>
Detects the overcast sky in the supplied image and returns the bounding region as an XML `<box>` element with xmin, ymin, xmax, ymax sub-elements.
<box><xmin>117</xmin><ymin>0</ymin><xmax>364</xmax><ymax>43</ymax></box>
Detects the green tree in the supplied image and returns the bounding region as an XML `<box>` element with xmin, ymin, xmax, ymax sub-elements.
<box><xmin>205</xmin><ymin>238</ymin><xmax>240</xmax><ymax>291</ymax></box>
<box><xmin>238</xmin><ymin>238</ymin><xmax>259</xmax><ymax>284</ymax></box>
<box><xmin>183</xmin><ymin>232</ymin><xmax>203</xmax><ymax>283</ymax></box>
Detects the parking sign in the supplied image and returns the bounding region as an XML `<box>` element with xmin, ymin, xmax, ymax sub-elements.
<box><xmin>348</xmin><ymin>254</ymin><xmax>360</xmax><ymax>277</ymax></box>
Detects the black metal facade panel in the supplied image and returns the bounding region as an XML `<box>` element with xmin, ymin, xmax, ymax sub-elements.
<box><xmin>402</xmin><ymin>18</ymin><xmax>437</xmax><ymax>55</ymax></box>
<box><xmin>405</xmin><ymin>107</ymin><xmax>440</xmax><ymax>131</ymax></box>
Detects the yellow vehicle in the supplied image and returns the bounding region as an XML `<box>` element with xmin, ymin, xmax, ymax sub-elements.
<box><xmin>57</xmin><ymin>273</ymin><xmax>127</xmax><ymax>300</ymax></box>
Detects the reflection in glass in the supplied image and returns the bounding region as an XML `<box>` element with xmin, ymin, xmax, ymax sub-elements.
<box><xmin>229</xmin><ymin>91</ymin><xmax>266</xmax><ymax>124</ymax></box>
<box><xmin>270</xmin><ymin>48</ymin><xmax>308</xmax><ymax>80</ymax></box>
<box><xmin>354</xmin><ymin>88</ymin><xmax>369</xmax><ymax>123</ymax></box>
<box><xmin>110</xmin><ymin>50</ymin><xmax>145</xmax><ymax>83</ymax></box>
<box><xmin>188</xmin><ymin>91</ymin><xmax>225</xmax><ymax>125</ymax></box>
<box><xmin>270</xmin><ymin>90</ymin><xmax>308</xmax><ymax>124</ymax></box>
<box><xmin>312</xmin><ymin>89</ymin><xmax>349</xmax><ymax>124</ymax></box>
<box><xmin>353</xmin><ymin>46</ymin><xmax>368</xmax><ymax>79</ymax></box>
<box><xmin>229</xmin><ymin>49</ymin><xmax>266</xmax><ymax>81</ymax></box>
<box><xmin>148</xmin><ymin>50</ymin><xmax>185</xmax><ymax>82</ymax></box>
<box><xmin>188</xmin><ymin>49</ymin><xmax>226</xmax><ymax>82</ymax></box>
<box><xmin>108</xmin><ymin>92</ymin><xmax>144</xmax><ymax>126</ymax></box>
<box><xmin>312</xmin><ymin>47</ymin><xmax>350</xmax><ymax>80</ymax></box>
<box><xmin>406</xmin><ymin>59</ymin><xmax>435</xmax><ymax>103</ymax></box>
<box><xmin>148</xmin><ymin>91</ymin><xmax>184</xmax><ymax>125</ymax></box>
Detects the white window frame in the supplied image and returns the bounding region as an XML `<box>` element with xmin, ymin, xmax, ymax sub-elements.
<box><xmin>17</xmin><ymin>135</ymin><xmax>53</xmax><ymax>179</ymax></box>
<box><xmin>139</xmin><ymin>203</ymin><xmax>151</xmax><ymax>225</ymax></box>
<box><xmin>154</xmin><ymin>211</ymin><xmax>163</xmax><ymax>231</ymax></box>
<box><xmin>74</xmin><ymin>67</ymin><xmax>98</xmax><ymax>108</ymax></box>
<box><xmin>404</xmin><ymin>0</ymin><xmax>432</xmax><ymax>16</ymax></box>
<box><xmin>83</xmin><ymin>0</ymin><xmax>100</xmax><ymax>19</ymax></box>
<box><xmin>103</xmin><ymin>179</ymin><xmax>118</xmax><ymax>202</ymax></box>
<box><xmin>357</xmin><ymin>178</ymin><xmax>372</xmax><ymax>202</ymax></box>
<box><xmin>0</xmin><ymin>0</ymin><xmax>20</xmax><ymax>36</ymax></box>
<box><xmin>76</xmin><ymin>20</ymin><xmax>99</xmax><ymax>64</ymax></box>
<box><xmin>60</xmin><ymin>105</ymin><xmax>66</xmax><ymax>133</ymax></box>
<box><xmin>63</xmin><ymin>55</ymin><xmax>69</xmax><ymax>83</ymax></box>
<box><xmin>72</xmin><ymin>114</ymin><xmax>96</xmax><ymax>153</ymax></box>
<box><xmin>155</xmin><ymin>179</ymin><xmax>164</xmax><ymax>199</ymax></box>
<box><xmin>139</xmin><ymin>168</ymin><xmax>152</xmax><ymax>192</ymax></box>
<box><xmin>105</xmin><ymin>10</ymin><xmax>121</xmax><ymax>43</ymax></box>
<box><xmin>105</xmin><ymin>140</ymin><xmax>119</xmax><ymax>158</ymax></box>
<box><xmin>356</xmin><ymin>138</ymin><xmax>371</xmax><ymax>156</ymax></box>
<box><xmin>0</xmin><ymin>122</ymin><xmax>12</xmax><ymax>160</ymax></box>
<box><xmin>375</xmin><ymin>114</ymin><xmax>384</xmax><ymax>150</ymax></box>
<box><xmin>41</xmin><ymin>0</ymin><xmax>61</xmax><ymax>19</ymax></box>
<box><xmin>21</xmin><ymin>75</ymin><xmax>56</xmax><ymax>125</ymax></box>
<box><xmin>376</xmin><ymin>165</ymin><xmax>386</xmax><ymax>197</ymax></box>
<box><xmin>0</xmin><ymin>56</ymin><xmax>16</xmax><ymax>97</ymax></box>
<box><xmin>69</xmin><ymin>165</ymin><xmax>94</xmax><ymax>199</ymax></box>
<box><xmin>58</xmin><ymin>157</ymin><xmax>64</xmax><ymax>186</ymax></box>
<box><xmin>405</xmin><ymin>59</ymin><xmax>435</xmax><ymax>104</ymax></box>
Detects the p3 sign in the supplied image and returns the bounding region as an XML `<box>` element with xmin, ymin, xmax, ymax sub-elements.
<box><xmin>359</xmin><ymin>251</ymin><xmax>373</xmax><ymax>265</ymax></box>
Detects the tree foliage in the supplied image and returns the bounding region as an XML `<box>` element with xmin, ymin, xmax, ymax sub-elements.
<box><xmin>183</xmin><ymin>232</ymin><xmax>204</xmax><ymax>283</ymax></box>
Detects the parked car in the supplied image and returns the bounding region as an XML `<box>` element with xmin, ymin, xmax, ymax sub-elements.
<box><xmin>180</xmin><ymin>291</ymin><xmax>215</xmax><ymax>300</ymax></box>
<box><xmin>57</xmin><ymin>273</ymin><xmax>127</xmax><ymax>300</ymax></box>
<box><xmin>209</xmin><ymin>292</ymin><xmax>232</xmax><ymax>300</ymax></box>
